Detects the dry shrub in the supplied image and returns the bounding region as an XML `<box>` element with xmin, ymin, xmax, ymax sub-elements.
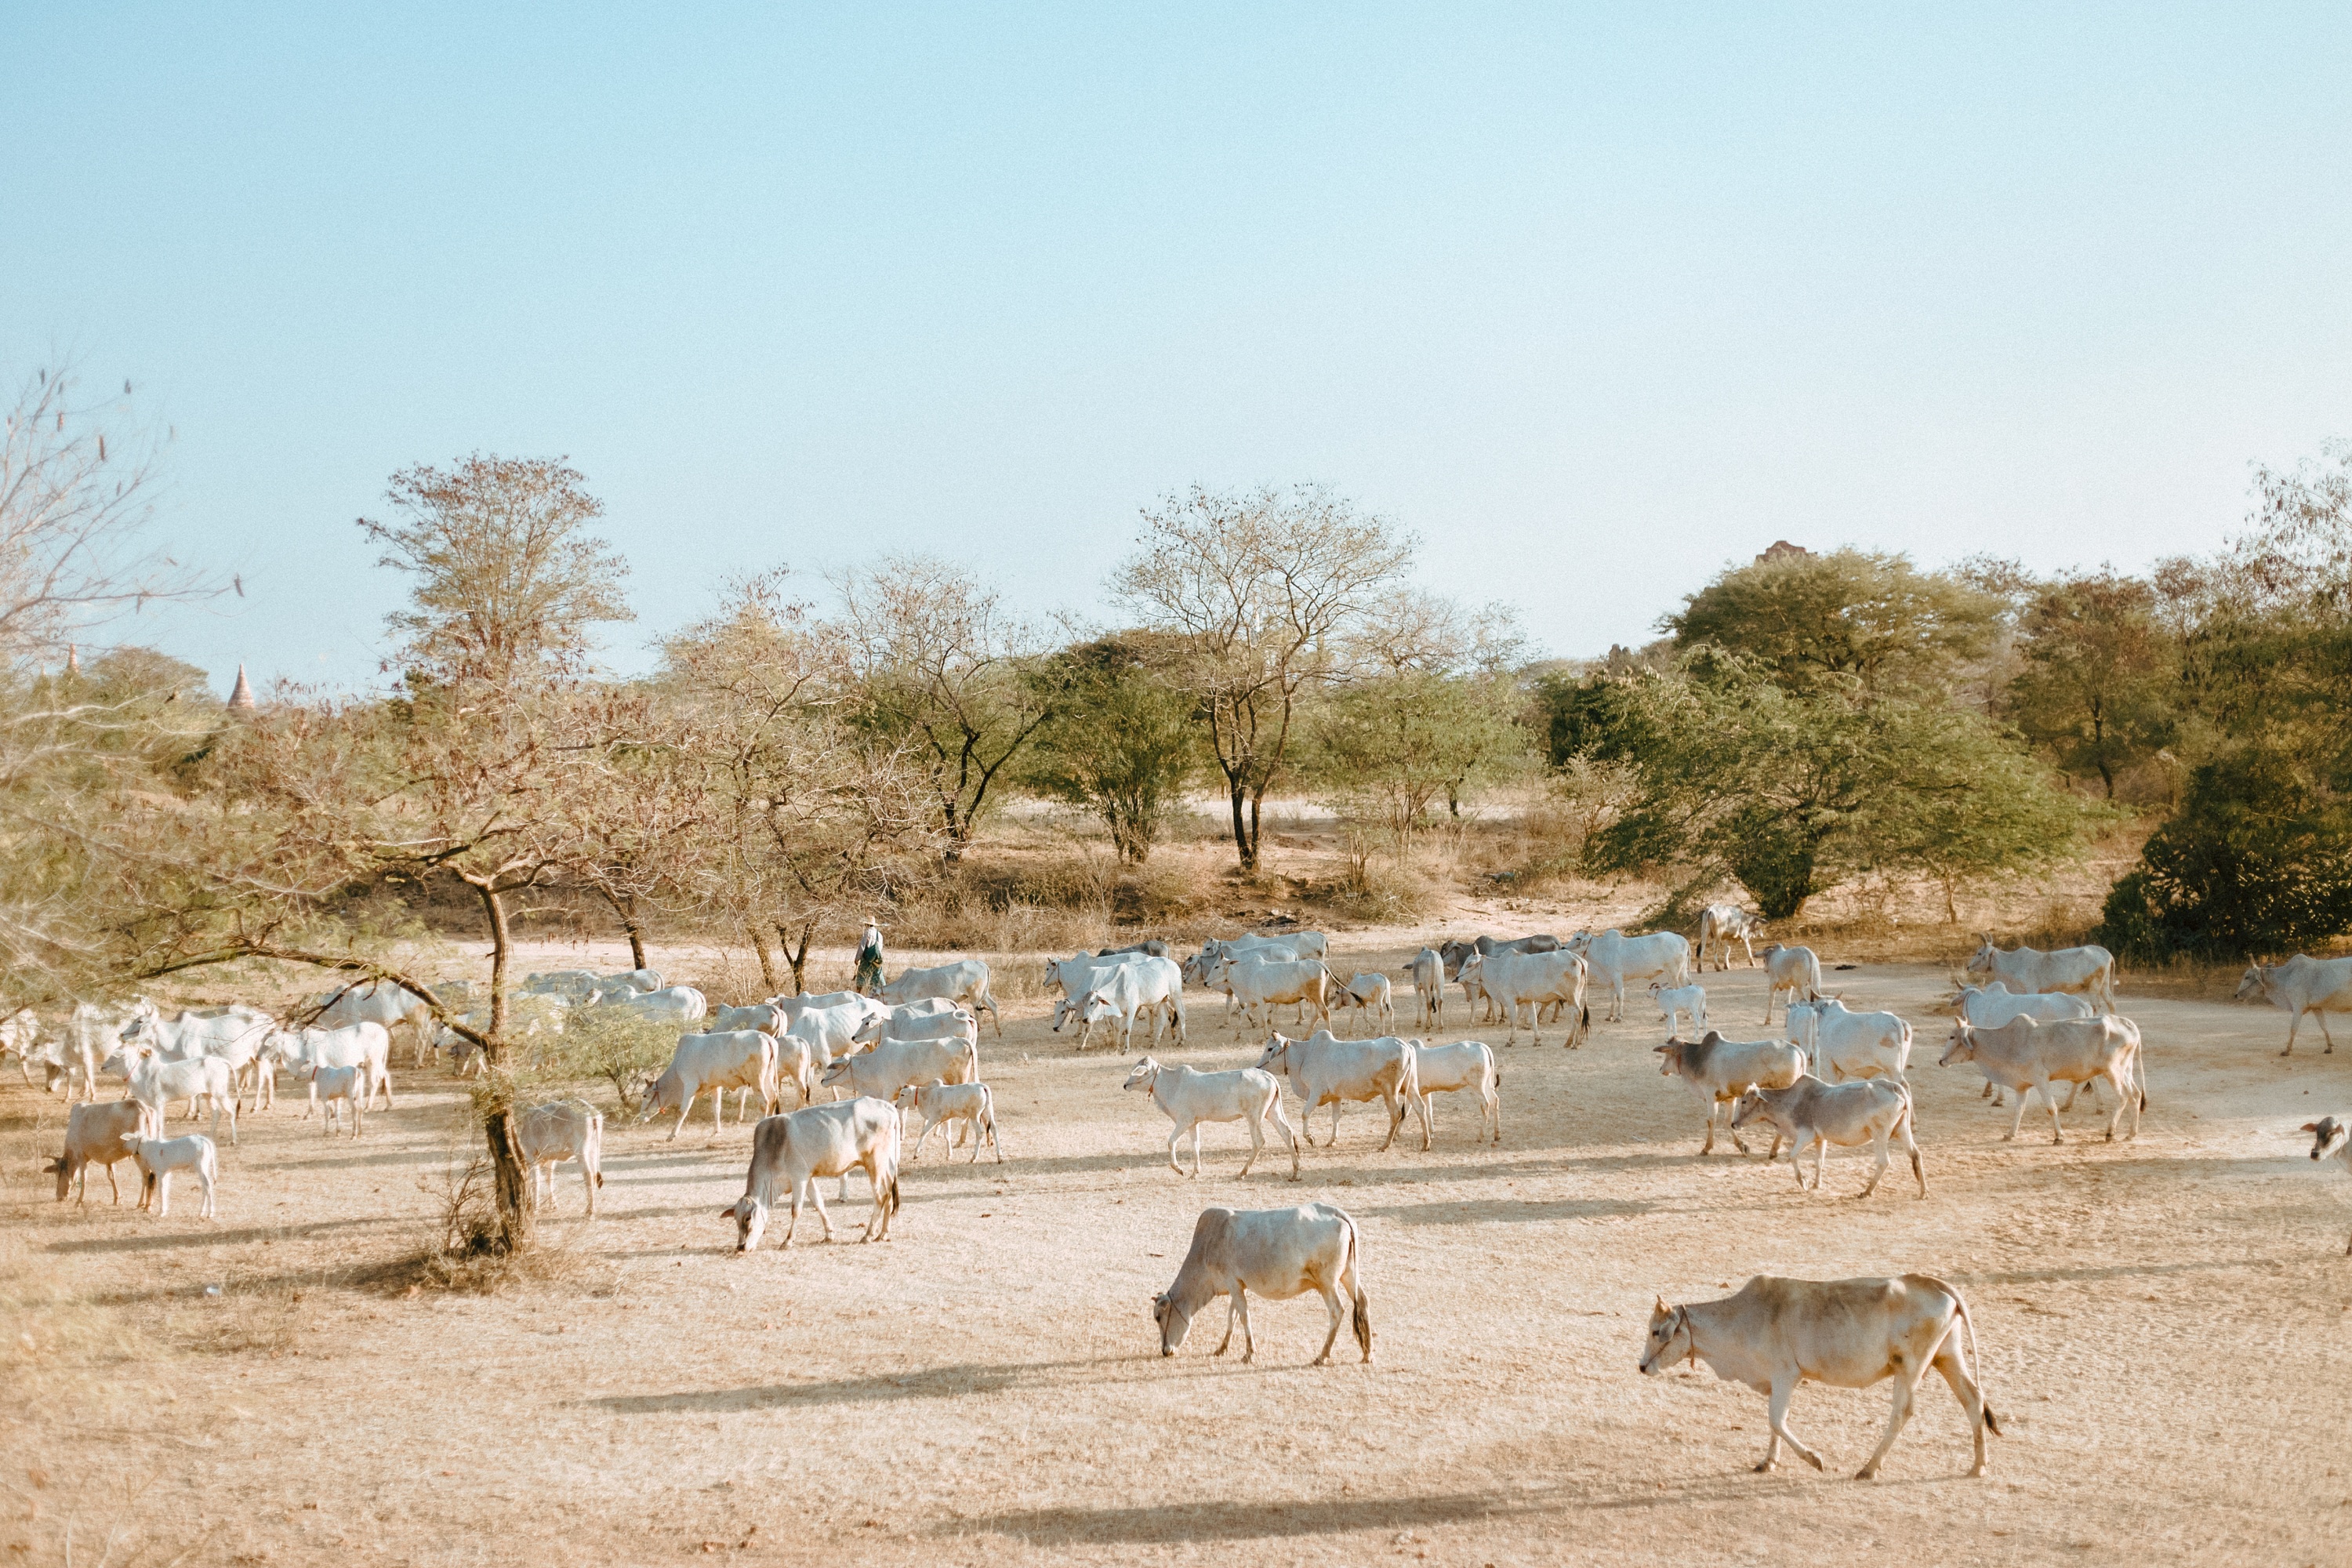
<box><xmin>0</xmin><ymin>1468</ymin><xmax>220</xmax><ymax>1568</ymax></box>
<box><xmin>1116</xmin><ymin>861</ymin><xmax>1204</xmax><ymax>924</ymax></box>
<box><xmin>369</xmin><ymin>1147</ymin><xmax>595</xmax><ymax>1297</ymax></box>
<box><xmin>1329</xmin><ymin>826</ymin><xmax>1443</xmax><ymax>922</ymax></box>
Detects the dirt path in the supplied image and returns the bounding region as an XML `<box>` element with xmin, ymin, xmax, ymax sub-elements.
<box><xmin>6</xmin><ymin>953</ymin><xmax>2351</xmax><ymax>1567</ymax></box>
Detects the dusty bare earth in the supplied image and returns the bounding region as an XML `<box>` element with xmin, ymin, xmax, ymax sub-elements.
<box><xmin>7</xmin><ymin>945</ymin><xmax>2352</xmax><ymax>1568</ymax></box>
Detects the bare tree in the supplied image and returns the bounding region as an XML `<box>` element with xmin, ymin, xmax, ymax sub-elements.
<box><xmin>833</xmin><ymin>555</ymin><xmax>1052</xmax><ymax>860</ymax></box>
<box><xmin>666</xmin><ymin>574</ymin><xmax>938</xmax><ymax>992</ymax></box>
<box><xmin>1112</xmin><ymin>485</ymin><xmax>1411</xmax><ymax>872</ymax></box>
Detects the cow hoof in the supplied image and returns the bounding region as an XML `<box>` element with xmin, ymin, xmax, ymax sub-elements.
<box><xmin>1751</xmin><ymin>1461</ymin><xmax>1776</xmax><ymax>1474</ymax></box>
<box><xmin>1855</xmin><ymin>1466</ymin><xmax>1878</xmax><ymax>1480</ymax></box>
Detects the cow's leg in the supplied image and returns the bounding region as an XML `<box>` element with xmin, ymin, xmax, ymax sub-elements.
<box><xmin>1329</xmin><ymin>1098</ymin><xmax>1345</xmax><ymax>1148</ymax></box>
<box><xmin>1191</xmin><ymin>1126</ymin><xmax>1205</xmax><ymax>1178</ymax></box>
<box><xmin>1485</xmin><ymin>1082</ymin><xmax>1501</xmax><ymax>1144</ymax></box>
<box><xmin>2038</xmin><ymin>1076</ymin><xmax>2065</xmax><ymax>1144</ymax></box>
<box><xmin>1234</xmin><ymin>1286</ymin><xmax>1256</xmax><ymax>1364</ymax></box>
<box><xmin>670</xmin><ymin>1089</ymin><xmax>693</xmax><ymax>1142</ymax></box>
<box><xmin>1270</xmin><ymin>1101</ymin><xmax>1301</xmax><ymax>1181</ymax></box>
<box><xmin>1857</xmin><ymin>1359</ymin><xmax>1923</xmax><ymax>1479</ymax></box>
<box><xmin>1857</xmin><ymin>1131</ymin><xmax>1889</xmax><ymax>1198</ymax></box>
<box><xmin>2283</xmin><ymin>1010</ymin><xmax>2302</xmax><ymax>1057</ymax></box>
<box><xmin>807</xmin><ymin>1178</ymin><xmax>836</xmax><ymax>1242</ymax></box>
<box><xmin>710</xmin><ymin>1085</ymin><xmax>728</xmax><ymax>1140</ymax></box>
<box><xmin>1238</xmin><ymin>1112</ymin><xmax>1261</xmax><ymax>1178</ymax></box>
<box><xmin>1377</xmin><ymin>1087</ymin><xmax>1402</xmax><ymax>1152</ymax></box>
<box><xmin>2320</xmin><ymin>1011</ymin><xmax>2338</xmax><ymax>1054</ymax></box>
<box><xmin>1931</xmin><ymin>1338</ymin><xmax>1994</xmax><ymax>1477</ymax></box>
<box><xmin>2003</xmin><ymin>1083</ymin><xmax>2032</xmax><ymax>1142</ymax></box>
<box><xmin>1212</xmin><ymin>1289</ymin><xmax>1240</xmax><ymax>1356</ymax></box>
<box><xmin>1312</xmin><ymin>1280</ymin><xmax>1344</xmax><ymax>1366</ymax></box>
<box><xmin>1167</xmin><ymin>1124</ymin><xmax>1189</xmax><ymax>1178</ymax></box>
<box><xmin>1413</xmin><ymin>1081</ymin><xmax>1432</xmax><ymax>1150</ymax></box>
<box><xmin>1762</xmin><ymin>1378</ymin><xmax>1824</xmax><ymax>1472</ymax></box>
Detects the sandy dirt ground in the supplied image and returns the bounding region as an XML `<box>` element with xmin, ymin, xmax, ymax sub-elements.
<box><xmin>6</xmin><ymin>943</ymin><xmax>2352</xmax><ymax>1568</ymax></box>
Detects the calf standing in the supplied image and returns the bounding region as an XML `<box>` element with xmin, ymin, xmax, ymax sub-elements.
<box><xmin>1758</xmin><ymin>944</ymin><xmax>1822</xmax><ymax>1025</ymax></box>
<box><xmin>1340</xmin><ymin>973</ymin><xmax>1394</xmax><ymax>1033</ymax></box>
<box><xmin>895</xmin><ymin>1080</ymin><xmax>1004</xmax><ymax>1163</ymax></box>
<box><xmin>1410</xmin><ymin>1040</ymin><xmax>1500</xmax><ymax>1145</ymax></box>
<box><xmin>120</xmin><ymin>1131</ymin><xmax>219</xmax><ymax>1219</ymax></box>
<box><xmin>1152</xmin><ymin>1203</ymin><xmax>1370</xmax><ymax>1366</ymax></box>
<box><xmin>1410</xmin><ymin>947</ymin><xmax>1444</xmax><ymax>1030</ymax></box>
<box><xmin>310</xmin><ymin>1063</ymin><xmax>365</xmax><ymax>1137</ymax></box>
<box><xmin>1650</xmin><ymin>982</ymin><xmax>1708</xmax><ymax>1040</ymax></box>
<box><xmin>514</xmin><ymin>1099</ymin><xmax>604</xmax><ymax>1216</ymax></box>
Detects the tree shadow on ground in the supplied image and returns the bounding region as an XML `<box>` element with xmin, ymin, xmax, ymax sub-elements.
<box><xmin>960</xmin><ymin>1488</ymin><xmax>1548</xmax><ymax>1544</ymax></box>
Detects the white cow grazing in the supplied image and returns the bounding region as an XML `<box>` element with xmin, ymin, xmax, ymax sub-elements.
<box><xmin>1732</xmin><ymin>1079</ymin><xmax>1925</xmax><ymax>1199</ymax></box>
<box><xmin>1966</xmin><ymin>935</ymin><xmax>2117</xmax><ymax>1014</ymax></box>
<box><xmin>1339</xmin><ymin>974</ymin><xmax>1394</xmax><ymax>1033</ymax></box>
<box><xmin>880</xmin><ymin>960</ymin><xmax>1001</xmax><ymax>1036</ymax></box>
<box><xmin>119</xmin><ymin>1044</ymin><xmax>238</xmax><ymax>1148</ymax></box>
<box><xmin>1786</xmin><ymin>998</ymin><xmax>1911</xmax><ymax>1083</ymax></box>
<box><xmin>640</xmin><ymin>1029</ymin><xmax>780</xmax><ymax>1141</ymax></box>
<box><xmin>1651</xmin><ymin>982</ymin><xmax>1708</xmax><ymax>1040</ymax></box>
<box><xmin>1939</xmin><ymin>1015</ymin><xmax>2144</xmax><ymax>1143</ymax></box>
<box><xmin>2301</xmin><ymin>1116</ymin><xmax>2352</xmax><ymax>1254</ymax></box>
<box><xmin>719</xmin><ymin>1098</ymin><xmax>901</xmax><ymax>1250</ymax></box>
<box><xmin>267</xmin><ymin>1021</ymin><xmax>393</xmax><ymax>1111</ymax></box>
<box><xmin>45</xmin><ymin>1101</ymin><xmax>151</xmax><ymax>1203</ymax></box>
<box><xmin>1254</xmin><ymin>1032</ymin><xmax>1428</xmax><ymax>1152</ymax></box>
<box><xmin>1209</xmin><ymin>956</ymin><xmax>1335</xmax><ymax>1033</ymax></box>
<box><xmin>119</xmin><ymin>1131</ymin><xmax>219</xmax><ymax>1220</ymax></box>
<box><xmin>1641</xmin><ymin>1274</ymin><xmax>1998</xmax><ymax>1479</ymax></box>
<box><xmin>1152</xmin><ymin>1203</ymin><xmax>1370</xmax><ymax>1366</ymax></box>
<box><xmin>1461</xmin><ymin>949</ymin><xmax>1589</xmax><ymax>1047</ymax></box>
<box><xmin>1757</xmin><ymin>944</ymin><xmax>1823</xmax><ymax>1025</ymax></box>
<box><xmin>607</xmin><ymin>985</ymin><xmax>707</xmax><ymax>1026</ymax></box>
<box><xmin>1069</xmin><ymin>959</ymin><xmax>1185</xmax><ymax>1053</ymax></box>
<box><xmin>818</xmin><ymin>1036</ymin><xmax>979</xmax><ymax>1112</ymax></box>
<box><xmin>1696</xmin><ymin>903</ymin><xmax>1764</xmax><ymax>971</ymax></box>
<box><xmin>514</xmin><ymin>1099</ymin><xmax>604</xmax><ymax>1215</ymax></box>
<box><xmin>895</xmin><ymin>1080</ymin><xmax>1003</xmax><ymax>1163</ymax></box>
<box><xmin>309</xmin><ymin>1063</ymin><xmax>366</xmax><ymax>1137</ymax></box>
<box><xmin>2237</xmin><ymin>956</ymin><xmax>2352</xmax><ymax>1056</ymax></box>
<box><xmin>1410</xmin><ymin>948</ymin><xmax>1444</xmax><ymax>1030</ymax></box>
<box><xmin>1122</xmin><ymin>1055</ymin><xmax>1299</xmax><ymax>1180</ymax></box>
<box><xmin>1568</xmin><ymin>929</ymin><xmax>1691</xmax><ymax>1022</ymax></box>
<box><xmin>1410</xmin><ymin>1040</ymin><xmax>1499</xmax><ymax>1145</ymax></box>
<box><xmin>312</xmin><ymin>978</ymin><xmax>436</xmax><ymax>1065</ymax></box>
<box><xmin>1044</xmin><ymin>949</ymin><xmax>1156</xmax><ymax>998</ymax></box>
<box><xmin>1653</xmin><ymin>1033</ymin><xmax>1808</xmax><ymax>1156</ymax></box>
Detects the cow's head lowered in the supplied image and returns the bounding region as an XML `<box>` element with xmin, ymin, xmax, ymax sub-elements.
<box><xmin>2306</xmin><ymin>1117</ymin><xmax>2350</xmax><ymax>1163</ymax></box>
<box><xmin>2236</xmin><ymin>964</ymin><xmax>2278</xmax><ymax>1003</ymax></box>
<box><xmin>1151</xmin><ymin>1290</ymin><xmax>1192</xmax><ymax>1356</ymax></box>
<box><xmin>719</xmin><ymin>1195</ymin><xmax>769</xmax><ymax>1253</ymax></box>
<box><xmin>1639</xmin><ymin>1296</ymin><xmax>1693</xmax><ymax>1375</ymax></box>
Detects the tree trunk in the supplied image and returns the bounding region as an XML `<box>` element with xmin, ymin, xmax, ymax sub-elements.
<box><xmin>1228</xmin><ymin>782</ymin><xmax>1255</xmax><ymax>872</ymax></box>
<box><xmin>749</xmin><ymin>925</ymin><xmax>777</xmax><ymax>994</ymax></box>
<box><xmin>778</xmin><ymin>921</ymin><xmax>815</xmax><ymax>996</ymax></box>
<box><xmin>597</xmin><ymin>884</ymin><xmax>648</xmax><ymax>970</ymax></box>
<box><xmin>474</xmin><ymin>883</ymin><xmax>512</xmax><ymax>1055</ymax></box>
<box><xmin>483</xmin><ymin>1105</ymin><xmax>533</xmax><ymax>1250</ymax></box>
<box><xmin>473</xmin><ymin>882</ymin><xmax>531</xmax><ymax>1250</ymax></box>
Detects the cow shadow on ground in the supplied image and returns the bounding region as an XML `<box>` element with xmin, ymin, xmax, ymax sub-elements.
<box><xmin>45</xmin><ymin>1214</ymin><xmax>406</xmax><ymax>1254</ymax></box>
<box><xmin>587</xmin><ymin>1354</ymin><xmax>1207</xmax><ymax>1414</ymax></box>
<box><xmin>1356</xmin><ymin>1195</ymin><xmax>1661</xmax><ymax>1225</ymax></box>
<box><xmin>961</xmin><ymin>1489</ymin><xmax>1549</xmax><ymax>1544</ymax></box>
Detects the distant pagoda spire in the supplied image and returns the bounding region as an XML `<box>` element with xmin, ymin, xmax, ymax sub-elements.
<box><xmin>227</xmin><ymin>663</ymin><xmax>256</xmax><ymax>711</ymax></box>
<box><xmin>65</xmin><ymin>644</ymin><xmax>79</xmax><ymax>677</ymax></box>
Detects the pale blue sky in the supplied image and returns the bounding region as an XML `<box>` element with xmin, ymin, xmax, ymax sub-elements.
<box><xmin>7</xmin><ymin>4</ymin><xmax>2348</xmax><ymax>696</ymax></box>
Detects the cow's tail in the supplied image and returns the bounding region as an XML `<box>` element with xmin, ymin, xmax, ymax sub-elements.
<box><xmin>1916</xmin><ymin>1275</ymin><xmax>1998</xmax><ymax>1437</ymax></box>
<box><xmin>1339</xmin><ymin>1209</ymin><xmax>1372</xmax><ymax>1360</ymax></box>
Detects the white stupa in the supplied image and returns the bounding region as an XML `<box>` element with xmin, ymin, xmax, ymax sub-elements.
<box><xmin>227</xmin><ymin>664</ymin><xmax>256</xmax><ymax>711</ymax></box>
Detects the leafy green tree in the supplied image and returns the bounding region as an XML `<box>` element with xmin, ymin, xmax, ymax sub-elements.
<box><xmin>1666</xmin><ymin>547</ymin><xmax>2003</xmax><ymax>696</ymax></box>
<box><xmin>1020</xmin><ymin>635</ymin><xmax>1198</xmax><ymax>863</ymax></box>
<box><xmin>2002</xmin><ymin>572</ymin><xmax>2176</xmax><ymax>798</ymax></box>
<box><xmin>1588</xmin><ymin>655</ymin><xmax>2086</xmax><ymax>920</ymax></box>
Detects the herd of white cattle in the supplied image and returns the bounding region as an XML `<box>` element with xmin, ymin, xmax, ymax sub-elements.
<box><xmin>15</xmin><ymin>909</ymin><xmax>2352</xmax><ymax>1483</ymax></box>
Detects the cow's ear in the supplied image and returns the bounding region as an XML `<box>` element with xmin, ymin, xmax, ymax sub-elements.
<box><xmin>2302</xmin><ymin>1122</ymin><xmax>2321</xmax><ymax>1133</ymax></box>
<box><xmin>1653</xmin><ymin>1294</ymin><xmax>1670</xmax><ymax>1314</ymax></box>
<box><xmin>717</xmin><ymin>1204</ymin><xmax>738</xmax><ymax>1219</ymax></box>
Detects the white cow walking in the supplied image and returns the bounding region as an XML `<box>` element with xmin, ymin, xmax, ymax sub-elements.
<box><xmin>1122</xmin><ymin>1056</ymin><xmax>1299</xmax><ymax>1180</ymax></box>
<box><xmin>2237</xmin><ymin>956</ymin><xmax>2352</xmax><ymax>1056</ymax></box>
